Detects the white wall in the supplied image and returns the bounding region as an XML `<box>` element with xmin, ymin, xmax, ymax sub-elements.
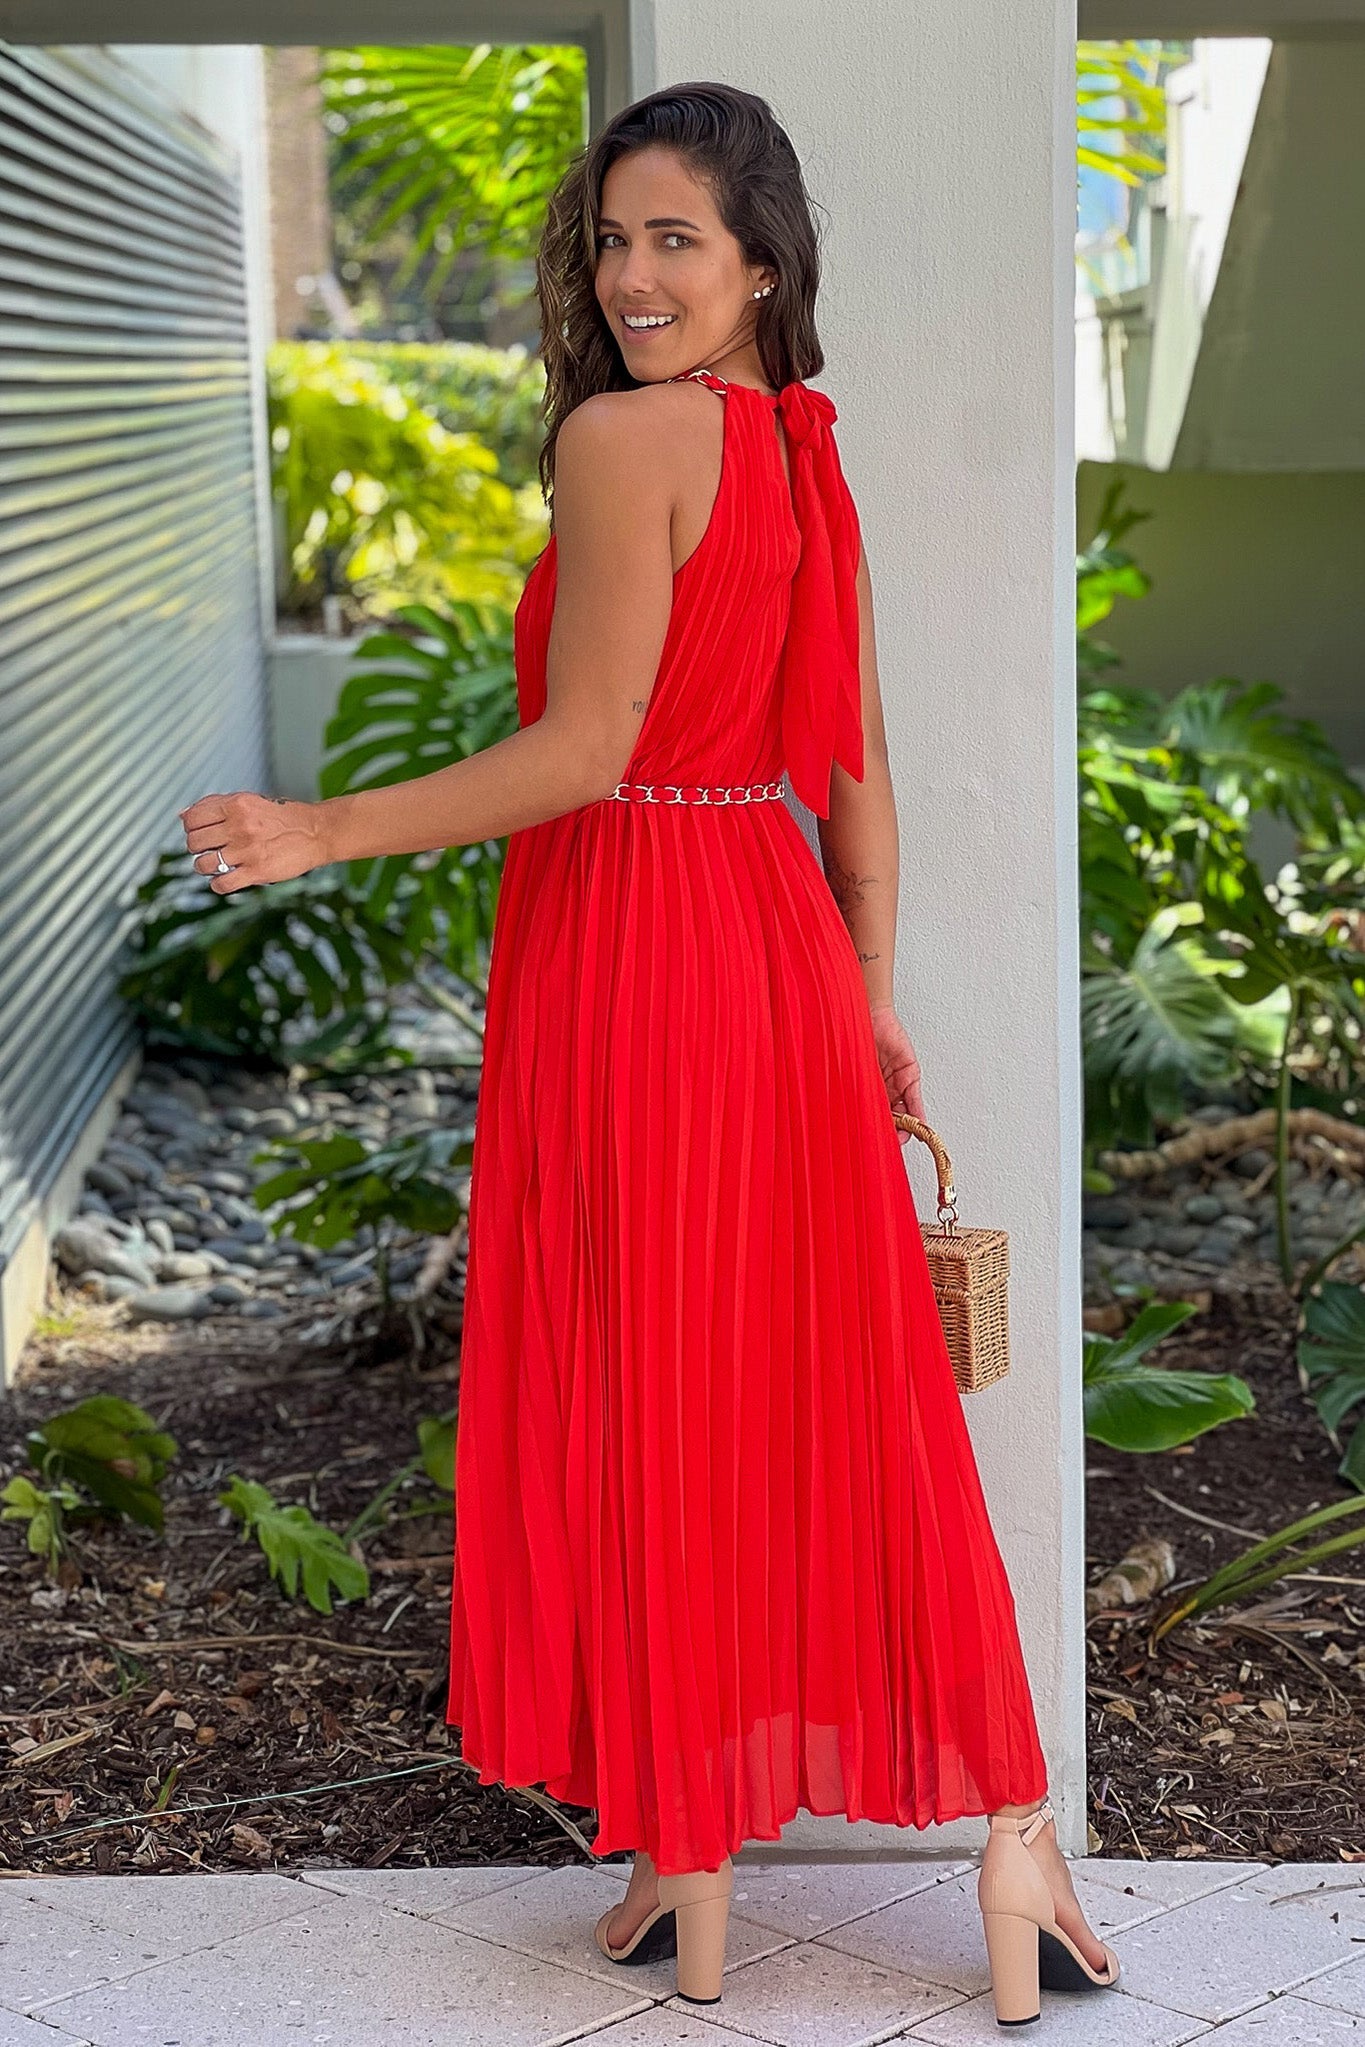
<box><xmin>1078</xmin><ymin>37</ymin><xmax>1365</xmax><ymax>477</ymax></box>
<box><xmin>640</xmin><ymin>0</ymin><xmax>1085</xmax><ymax>1853</ymax></box>
<box><xmin>1078</xmin><ymin>461</ymin><xmax>1365</xmax><ymax>772</ymax></box>
<box><xmin>1075</xmin><ymin>40</ymin><xmax>1273</xmax><ymax>472</ymax></box>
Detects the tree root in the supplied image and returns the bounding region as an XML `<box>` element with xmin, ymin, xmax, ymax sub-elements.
<box><xmin>1098</xmin><ymin>1108</ymin><xmax>1365</xmax><ymax>1182</ymax></box>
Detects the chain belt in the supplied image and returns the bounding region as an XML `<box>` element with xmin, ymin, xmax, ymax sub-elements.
<box><xmin>606</xmin><ymin>776</ymin><xmax>788</xmax><ymax>805</ymax></box>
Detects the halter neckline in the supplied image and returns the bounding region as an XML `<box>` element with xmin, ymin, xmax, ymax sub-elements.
<box><xmin>665</xmin><ymin>366</ymin><xmax>863</xmax><ymax>818</ymax></box>
<box><xmin>667</xmin><ymin>367</ymin><xmax>780</xmax><ymax>404</ymax></box>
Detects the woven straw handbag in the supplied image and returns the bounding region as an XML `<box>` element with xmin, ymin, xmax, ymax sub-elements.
<box><xmin>891</xmin><ymin>1112</ymin><xmax>1011</xmax><ymax>1393</ymax></box>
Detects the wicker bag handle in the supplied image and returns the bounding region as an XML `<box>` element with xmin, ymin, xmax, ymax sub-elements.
<box><xmin>889</xmin><ymin>1110</ymin><xmax>1011</xmax><ymax>1395</ymax></box>
<box><xmin>890</xmin><ymin>1112</ymin><xmax>960</xmax><ymax>1231</ymax></box>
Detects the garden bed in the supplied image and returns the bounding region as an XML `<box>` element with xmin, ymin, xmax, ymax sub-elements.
<box><xmin>0</xmin><ymin>1308</ymin><xmax>599</xmax><ymax>1879</ymax></box>
<box><xmin>2</xmin><ymin>1226</ymin><xmax>1362</xmax><ymax>1877</ymax></box>
<box><xmin>1085</xmin><ymin>1271</ymin><xmax>1365</xmax><ymax>1864</ymax></box>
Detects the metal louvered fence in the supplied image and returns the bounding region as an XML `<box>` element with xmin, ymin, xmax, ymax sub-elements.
<box><xmin>0</xmin><ymin>41</ymin><xmax>268</xmax><ymax>1285</ymax></box>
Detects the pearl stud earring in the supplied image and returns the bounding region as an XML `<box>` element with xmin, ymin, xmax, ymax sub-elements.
<box><xmin>752</xmin><ymin>283</ymin><xmax>774</xmax><ymax>299</ymax></box>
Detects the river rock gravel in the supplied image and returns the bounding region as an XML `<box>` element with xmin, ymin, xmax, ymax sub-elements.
<box><xmin>57</xmin><ymin>1047</ymin><xmax>479</xmax><ymax>1326</ymax></box>
<box><xmin>1083</xmin><ymin>1104</ymin><xmax>1365</xmax><ymax>1301</ymax></box>
<box><xmin>52</xmin><ymin>1059</ymin><xmax>1365</xmax><ymax>1327</ymax></box>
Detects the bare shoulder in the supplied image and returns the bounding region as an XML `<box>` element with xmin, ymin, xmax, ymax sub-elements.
<box><xmin>555</xmin><ymin>382</ymin><xmax>716</xmax><ymax>491</ymax></box>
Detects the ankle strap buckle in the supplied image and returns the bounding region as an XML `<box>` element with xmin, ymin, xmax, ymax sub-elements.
<box><xmin>1019</xmin><ymin>1799</ymin><xmax>1054</xmax><ymax>1846</ymax></box>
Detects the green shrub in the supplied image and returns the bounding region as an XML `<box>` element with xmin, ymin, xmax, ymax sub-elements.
<box><xmin>319</xmin><ymin>599</ymin><xmax>518</xmax><ymax>978</ymax></box>
<box><xmin>1083</xmin><ymin>1300</ymin><xmax>1255</xmax><ymax>1451</ymax></box>
<box><xmin>254</xmin><ymin>1124</ymin><xmax>474</xmax><ymax>1303</ymax></box>
<box><xmin>341</xmin><ymin>342</ymin><xmax>548</xmax><ymax>477</ymax></box>
<box><xmin>1156</xmin><ymin>1492</ymin><xmax>1365</xmax><ymax>1639</ymax></box>
<box><xmin>3</xmin><ymin>1396</ymin><xmax>179</xmax><ymax>1575</ymax></box>
<box><xmin>267</xmin><ymin>340</ymin><xmax>547</xmax><ymax>620</ymax></box>
<box><xmin>219</xmin><ymin>1476</ymin><xmax>369</xmax><ymax>1615</ymax></box>
<box><xmin>119</xmin><ymin>857</ymin><xmax>423</xmax><ymax>1073</ymax></box>
<box><xmin>1077</xmin><ymin>484</ymin><xmax>1365</xmax><ymax>1198</ymax></box>
<box><xmin>1298</xmin><ymin>1282</ymin><xmax>1365</xmax><ymax>1490</ymax></box>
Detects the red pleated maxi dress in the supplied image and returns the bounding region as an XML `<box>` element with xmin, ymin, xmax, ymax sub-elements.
<box><xmin>445</xmin><ymin>366</ymin><xmax>1049</xmax><ymax>1875</ymax></box>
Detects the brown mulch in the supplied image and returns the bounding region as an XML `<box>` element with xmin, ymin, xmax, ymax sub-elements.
<box><xmin>1085</xmin><ymin>1268</ymin><xmax>1365</xmax><ymax>1865</ymax></box>
<box><xmin>3</xmin><ymin>1261</ymin><xmax>1363</xmax><ymax>1879</ymax></box>
<box><xmin>0</xmin><ymin>1298</ymin><xmax>604</xmax><ymax>1879</ymax></box>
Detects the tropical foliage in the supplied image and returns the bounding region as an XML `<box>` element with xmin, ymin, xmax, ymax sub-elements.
<box><xmin>1</xmin><ymin>1397</ymin><xmax>178</xmax><ymax>1575</ymax></box>
<box><xmin>1083</xmin><ymin>1299</ymin><xmax>1255</xmax><ymax>1452</ymax></box>
<box><xmin>268</xmin><ymin>340</ymin><xmax>547</xmax><ymax>619</ymax></box>
<box><xmin>1076</xmin><ymin>40</ymin><xmax>1170</xmax><ymax>186</ymax></box>
<box><xmin>340</xmin><ymin>341</ymin><xmax>550</xmax><ymax>477</ymax></box>
<box><xmin>219</xmin><ymin>1476</ymin><xmax>370</xmax><ymax>1615</ymax></box>
<box><xmin>0</xmin><ymin>1395</ymin><xmax>457</xmax><ymax>1610</ymax></box>
<box><xmin>121</xmin><ymin>596</ymin><xmax>516</xmax><ymax>1075</ymax></box>
<box><xmin>118</xmin><ymin>857</ymin><xmax>425</xmax><ymax>1073</ymax></box>
<box><xmin>318</xmin><ymin>599</ymin><xmax>518</xmax><ymax>979</ymax></box>
<box><xmin>321</xmin><ymin>43</ymin><xmax>587</xmax><ymax>327</ymax></box>
<box><xmin>253</xmin><ymin>1124</ymin><xmax>474</xmax><ymax>1303</ymax></box>
<box><xmin>1077</xmin><ymin>483</ymin><xmax>1365</xmax><ymax>1202</ymax></box>
<box><xmin>1156</xmin><ymin>1491</ymin><xmax>1365</xmax><ymax>1638</ymax></box>
<box><xmin>1298</xmin><ymin>1283</ymin><xmax>1365</xmax><ymax>1491</ymax></box>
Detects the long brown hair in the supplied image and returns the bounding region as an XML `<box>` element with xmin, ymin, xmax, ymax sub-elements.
<box><xmin>533</xmin><ymin>81</ymin><xmax>828</xmax><ymax>506</ymax></box>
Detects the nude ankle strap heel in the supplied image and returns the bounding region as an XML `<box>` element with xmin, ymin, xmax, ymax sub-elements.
<box><xmin>656</xmin><ymin>1855</ymin><xmax>734</xmax><ymax>2003</ymax></box>
<box><xmin>593</xmin><ymin>1850</ymin><xmax>678</xmax><ymax>1969</ymax></box>
<box><xmin>978</xmin><ymin>1800</ymin><xmax>1121</xmax><ymax>2027</ymax></box>
<box><xmin>982</xmin><ymin>1905</ymin><xmax>1043</xmax><ymax>2026</ymax></box>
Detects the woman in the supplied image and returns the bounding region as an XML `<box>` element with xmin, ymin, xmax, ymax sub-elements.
<box><xmin>180</xmin><ymin>81</ymin><xmax>1119</xmax><ymax>2030</ymax></box>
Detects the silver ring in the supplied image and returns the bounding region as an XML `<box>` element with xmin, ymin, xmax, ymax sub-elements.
<box><xmin>213</xmin><ymin>849</ymin><xmax>231</xmax><ymax>875</ymax></box>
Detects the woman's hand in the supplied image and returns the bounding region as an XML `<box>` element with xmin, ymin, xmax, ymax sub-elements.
<box><xmin>179</xmin><ymin>792</ymin><xmax>330</xmax><ymax>894</ymax></box>
<box><xmin>869</xmin><ymin>1002</ymin><xmax>925</xmax><ymax>1142</ymax></box>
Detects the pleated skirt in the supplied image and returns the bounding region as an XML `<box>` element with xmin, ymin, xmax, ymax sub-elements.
<box><xmin>445</xmin><ymin>797</ymin><xmax>1048</xmax><ymax>1874</ymax></box>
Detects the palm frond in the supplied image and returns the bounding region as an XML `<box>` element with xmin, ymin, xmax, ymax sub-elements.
<box><xmin>321</xmin><ymin>44</ymin><xmax>587</xmax><ymax>303</ymax></box>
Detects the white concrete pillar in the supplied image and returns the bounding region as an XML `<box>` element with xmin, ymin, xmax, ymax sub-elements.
<box><xmin>638</xmin><ymin>0</ymin><xmax>1086</xmax><ymax>1856</ymax></box>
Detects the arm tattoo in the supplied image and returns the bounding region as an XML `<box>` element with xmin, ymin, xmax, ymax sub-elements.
<box><xmin>824</xmin><ymin>852</ymin><xmax>878</xmax><ymax>916</ymax></box>
<box><xmin>631</xmin><ymin>699</ymin><xmax>647</xmax><ymax>714</ymax></box>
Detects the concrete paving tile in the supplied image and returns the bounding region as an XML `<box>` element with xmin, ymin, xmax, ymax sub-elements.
<box><xmin>839</xmin><ymin>1854</ymin><xmax>1257</xmax><ymax>1955</ymax></box>
<box><xmin>431</xmin><ymin>1867</ymin><xmax>792</xmax><ymax>1995</ymax></box>
<box><xmin>11</xmin><ymin>1857</ymin><xmax>1362</xmax><ymax>2047</ymax></box>
<box><xmin>723</xmin><ymin>1862</ymin><xmax>972</xmax><ymax>1940</ymax></box>
<box><xmin>1063</xmin><ymin>1868</ymin><xmax>1190</xmax><ymax>1937</ymax></box>
<box><xmin>660</xmin><ymin>1939</ymin><xmax>962</xmax><ymax>2047</ymax></box>
<box><xmin>557</xmin><ymin>2012</ymin><xmax>773</xmax><ymax>2045</ymax></box>
<box><xmin>0</xmin><ymin>2013</ymin><xmax>95</xmax><ymax>2047</ymax></box>
<box><xmin>809</xmin><ymin>1865</ymin><xmax>1229</xmax><ymax>2007</ymax></box>
<box><xmin>5</xmin><ymin>1873</ymin><xmax>313</xmax><ymax>1952</ymax></box>
<box><xmin>1107</xmin><ymin>1881</ymin><xmax>1361</xmax><ymax>2022</ymax></box>
<box><xmin>0</xmin><ymin>1887</ymin><xmax>170</xmax><ymax>2015</ymax></box>
<box><xmin>907</xmin><ymin>1983</ymin><xmax>1209</xmax><ymax>2045</ymax></box>
<box><xmin>1076</xmin><ymin>1858</ymin><xmax>1268</xmax><ymax>1910</ymax></box>
<box><xmin>813</xmin><ymin>1872</ymin><xmax>990</xmax><ymax>1995</ymax></box>
<box><xmin>1303</xmin><ymin>1955</ymin><xmax>1365</xmax><ymax>2018</ymax></box>
<box><xmin>1238</xmin><ymin>1865</ymin><xmax>1365</xmax><ymax>1926</ymax></box>
<box><xmin>294</xmin><ymin>1864</ymin><xmax>534</xmax><ymax>1915</ymax></box>
<box><xmin>1193</xmin><ymin>1998</ymin><xmax>1365</xmax><ymax>2041</ymax></box>
<box><xmin>37</xmin><ymin>1887</ymin><xmax>650</xmax><ymax>2047</ymax></box>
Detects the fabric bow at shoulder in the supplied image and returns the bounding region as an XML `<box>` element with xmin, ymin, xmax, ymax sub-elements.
<box><xmin>773</xmin><ymin>382</ymin><xmax>866</xmax><ymax>818</ymax></box>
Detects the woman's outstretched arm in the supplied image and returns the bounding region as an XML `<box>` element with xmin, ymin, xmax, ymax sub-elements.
<box><xmin>180</xmin><ymin>392</ymin><xmax>677</xmax><ymax>891</ymax></box>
